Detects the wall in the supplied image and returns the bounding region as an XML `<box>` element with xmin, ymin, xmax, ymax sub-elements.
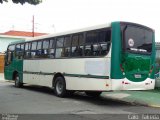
<box><xmin>0</xmin><ymin>37</ymin><xmax>25</xmax><ymax>53</ymax></box>
<box><xmin>0</xmin><ymin>54</ymin><xmax>4</xmax><ymax>73</ymax></box>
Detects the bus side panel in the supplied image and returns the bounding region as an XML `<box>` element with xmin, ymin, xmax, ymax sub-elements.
<box><xmin>4</xmin><ymin>59</ymin><xmax>23</xmax><ymax>81</ymax></box>
<box><xmin>4</xmin><ymin>65</ymin><xmax>13</xmax><ymax>80</ymax></box>
<box><xmin>16</xmin><ymin>59</ymin><xmax>23</xmax><ymax>82</ymax></box>
<box><xmin>23</xmin><ymin>57</ymin><xmax>111</xmax><ymax>91</ymax></box>
<box><xmin>23</xmin><ymin>60</ymin><xmax>40</xmax><ymax>85</ymax></box>
<box><xmin>65</xmin><ymin>77</ymin><xmax>111</xmax><ymax>91</ymax></box>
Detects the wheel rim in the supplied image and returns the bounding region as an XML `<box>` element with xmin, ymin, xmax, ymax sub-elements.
<box><xmin>56</xmin><ymin>80</ymin><xmax>63</xmax><ymax>94</ymax></box>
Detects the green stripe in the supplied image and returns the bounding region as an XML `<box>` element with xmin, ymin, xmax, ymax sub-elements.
<box><xmin>23</xmin><ymin>71</ymin><xmax>109</xmax><ymax>79</ymax></box>
<box><xmin>64</xmin><ymin>74</ymin><xmax>109</xmax><ymax>79</ymax></box>
<box><xmin>23</xmin><ymin>71</ymin><xmax>54</xmax><ymax>75</ymax></box>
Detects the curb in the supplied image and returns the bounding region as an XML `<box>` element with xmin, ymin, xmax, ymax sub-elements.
<box><xmin>101</xmin><ymin>94</ymin><xmax>160</xmax><ymax>108</ymax></box>
<box><xmin>0</xmin><ymin>80</ymin><xmax>14</xmax><ymax>83</ymax></box>
<box><xmin>149</xmin><ymin>105</ymin><xmax>160</xmax><ymax>108</ymax></box>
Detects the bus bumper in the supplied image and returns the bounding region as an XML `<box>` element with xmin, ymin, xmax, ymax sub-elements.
<box><xmin>111</xmin><ymin>78</ymin><xmax>155</xmax><ymax>90</ymax></box>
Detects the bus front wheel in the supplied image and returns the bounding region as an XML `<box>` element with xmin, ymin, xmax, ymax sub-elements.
<box><xmin>15</xmin><ymin>73</ymin><xmax>23</xmax><ymax>88</ymax></box>
<box><xmin>54</xmin><ymin>77</ymin><xmax>67</xmax><ymax>97</ymax></box>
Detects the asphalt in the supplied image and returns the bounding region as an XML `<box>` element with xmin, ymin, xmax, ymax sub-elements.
<box><xmin>0</xmin><ymin>73</ymin><xmax>160</xmax><ymax>108</ymax></box>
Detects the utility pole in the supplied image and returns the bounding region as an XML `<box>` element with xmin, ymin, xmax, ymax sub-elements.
<box><xmin>32</xmin><ymin>15</ymin><xmax>34</xmax><ymax>37</ymax></box>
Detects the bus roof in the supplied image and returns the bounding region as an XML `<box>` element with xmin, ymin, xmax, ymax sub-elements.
<box><xmin>9</xmin><ymin>21</ymin><xmax>153</xmax><ymax>45</ymax></box>
<box><xmin>25</xmin><ymin>22</ymin><xmax>111</xmax><ymax>42</ymax></box>
<box><xmin>8</xmin><ymin>40</ymin><xmax>26</xmax><ymax>45</ymax></box>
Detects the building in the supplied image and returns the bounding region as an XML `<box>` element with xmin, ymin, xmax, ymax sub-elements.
<box><xmin>0</xmin><ymin>30</ymin><xmax>47</xmax><ymax>53</ymax></box>
<box><xmin>0</xmin><ymin>35</ymin><xmax>26</xmax><ymax>53</ymax></box>
<box><xmin>0</xmin><ymin>30</ymin><xmax>47</xmax><ymax>72</ymax></box>
<box><xmin>2</xmin><ymin>30</ymin><xmax>47</xmax><ymax>38</ymax></box>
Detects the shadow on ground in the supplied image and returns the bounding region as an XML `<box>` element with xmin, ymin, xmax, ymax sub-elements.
<box><xmin>7</xmin><ymin>84</ymin><xmax>133</xmax><ymax>107</ymax></box>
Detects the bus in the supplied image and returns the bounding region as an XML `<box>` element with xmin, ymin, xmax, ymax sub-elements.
<box><xmin>4</xmin><ymin>21</ymin><xmax>155</xmax><ymax>97</ymax></box>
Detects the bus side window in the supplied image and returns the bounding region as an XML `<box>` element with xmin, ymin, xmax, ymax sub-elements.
<box><xmin>31</xmin><ymin>42</ymin><xmax>37</xmax><ymax>59</ymax></box>
<box><xmin>15</xmin><ymin>44</ymin><xmax>21</xmax><ymax>59</ymax></box>
<box><xmin>98</xmin><ymin>29</ymin><xmax>111</xmax><ymax>56</ymax></box>
<box><xmin>71</xmin><ymin>35</ymin><xmax>79</xmax><ymax>57</ymax></box>
<box><xmin>42</xmin><ymin>40</ymin><xmax>49</xmax><ymax>58</ymax></box>
<box><xmin>55</xmin><ymin>37</ymin><xmax>64</xmax><ymax>58</ymax></box>
<box><xmin>36</xmin><ymin>41</ymin><xmax>42</xmax><ymax>58</ymax></box>
<box><xmin>24</xmin><ymin>42</ymin><xmax>31</xmax><ymax>59</ymax></box>
<box><xmin>71</xmin><ymin>34</ymin><xmax>84</xmax><ymax>57</ymax></box>
<box><xmin>49</xmin><ymin>38</ymin><xmax>55</xmax><ymax>58</ymax></box>
<box><xmin>84</xmin><ymin>29</ymin><xmax>111</xmax><ymax>57</ymax></box>
<box><xmin>20</xmin><ymin>44</ymin><xmax>24</xmax><ymax>59</ymax></box>
<box><xmin>84</xmin><ymin>45</ymin><xmax>92</xmax><ymax>56</ymax></box>
<box><xmin>78</xmin><ymin>34</ymin><xmax>84</xmax><ymax>56</ymax></box>
<box><xmin>63</xmin><ymin>36</ymin><xmax>71</xmax><ymax>57</ymax></box>
<box><xmin>99</xmin><ymin>43</ymin><xmax>107</xmax><ymax>55</ymax></box>
<box><xmin>85</xmin><ymin>31</ymin><xmax>98</xmax><ymax>56</ymax></box>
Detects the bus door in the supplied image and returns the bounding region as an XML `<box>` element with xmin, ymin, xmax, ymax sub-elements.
<box><xmin>4</xmin><ymin>48</ymin><xmax>14</xmax><ymax>80</ymax></box>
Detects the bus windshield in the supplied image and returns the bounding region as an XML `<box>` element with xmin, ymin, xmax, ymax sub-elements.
<box><xmin>122</xmin><ymin>24</ymin><xmax>153</xmax><ymax>55</ymax></box>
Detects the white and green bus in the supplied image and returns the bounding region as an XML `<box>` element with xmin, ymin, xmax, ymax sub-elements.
<box><xmin>4</xmin><ymin>21</ymin><xmax>155</xmax><ymax>97</ymax></box>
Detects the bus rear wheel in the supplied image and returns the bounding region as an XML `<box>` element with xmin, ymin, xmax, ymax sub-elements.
<box><xmin>54</xmin><ymin>76</ymin><xmax>67</xmax><ymax>97</ymax></box>
<box><xmin>85</xmin><ymin>91</ymin><xmax>102</xmax><ymax>97</ymax></box>
<box><xmin>15</xmin><ymin>73</ymin><xmax>23</xmax><ymax>88</ymax></box>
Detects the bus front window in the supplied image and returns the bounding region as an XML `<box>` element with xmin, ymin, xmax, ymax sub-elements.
<box><xmin>6</xmin><ymin>45</ymin><xmax>15</xmax><ymax>65</ymax></box>
<box><xmin>122</xmin><ymin>25</ymin><xmax>153</xmax><ymax>55</ymax></box>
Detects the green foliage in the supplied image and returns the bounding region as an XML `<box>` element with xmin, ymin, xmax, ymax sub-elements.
<box><xmin>0</xmin><ymin>0</ymin><xmax>42</xmax><ymax>5</ymax></box>
<box><xmin>0</xmin><ymin>0</ymin><xmax>7</xmax><ymax>3</ymax></box>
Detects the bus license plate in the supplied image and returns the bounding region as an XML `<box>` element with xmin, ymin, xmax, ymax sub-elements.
<box><xmin>134</xmin><ymin>74</ymin><xmax>141</xmax><ymax>78</ymax></box>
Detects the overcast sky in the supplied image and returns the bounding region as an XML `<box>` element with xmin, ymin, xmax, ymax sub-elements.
<box><xmin>0</xmin><ymin>0</ymin><xmax>160</xmax><ymax>41</ymax></box>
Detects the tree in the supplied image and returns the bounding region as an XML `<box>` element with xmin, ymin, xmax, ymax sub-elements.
<box><xmin>0</xmin><ymin>0</ymin><xmax>42</xmax><ymax>5</ymax></box>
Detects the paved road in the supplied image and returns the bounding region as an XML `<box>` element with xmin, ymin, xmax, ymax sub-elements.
<box><xmin>0</xmin><ymin>81</ymin><xmax>160</xmax><ymax>120</ymax></box>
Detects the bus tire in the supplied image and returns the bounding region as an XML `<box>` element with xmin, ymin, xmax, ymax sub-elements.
<box><xmin>15</xmin><ymin>73</ymin><xmax>23</xmax><ymax>88</ymax></box>
<box><xmin>85</xmin><ymin>91</ymin><xmax>102</xmax><ymax>97</ymax></box>
<box><xmin>54</xmin><ymin>76</ymin><xmax>67</xmax><ymax>97</ymax></box>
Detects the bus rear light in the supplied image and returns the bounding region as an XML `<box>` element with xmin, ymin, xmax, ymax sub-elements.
<box><xmin>120</xmin><ymin>64</ymin><xmax>124</xmax><ymax>72</ymax></box>
<box><xmin>122</xmin><ymin>81</ymin><xmax>124</xmax><ymax>84</ymax></box>
<box><xmin>124</xmin><ymin>82</ymin><xmax>130</xmax><ymax>84</ymax></box>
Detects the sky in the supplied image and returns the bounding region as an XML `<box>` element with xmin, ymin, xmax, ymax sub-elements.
<box><xmin>0</xmin><ymin>0</ymin><xmax>160</xmax><ymax>41</ymax></box>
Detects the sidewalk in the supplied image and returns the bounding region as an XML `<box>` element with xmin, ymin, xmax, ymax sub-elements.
<box><xmin>0</xmin><ymin>73</ymin><xmax>5</xmax><ymax>81</ymax></box>
<box><xmin>0</xmin><ymin>73</ymin><xmax>160</xmax><ymax>108</ymax></box>
<box><xmin>102</xmin><ymin>89</ymin><xmax>160</xmax><ymax>108</ymax></box>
